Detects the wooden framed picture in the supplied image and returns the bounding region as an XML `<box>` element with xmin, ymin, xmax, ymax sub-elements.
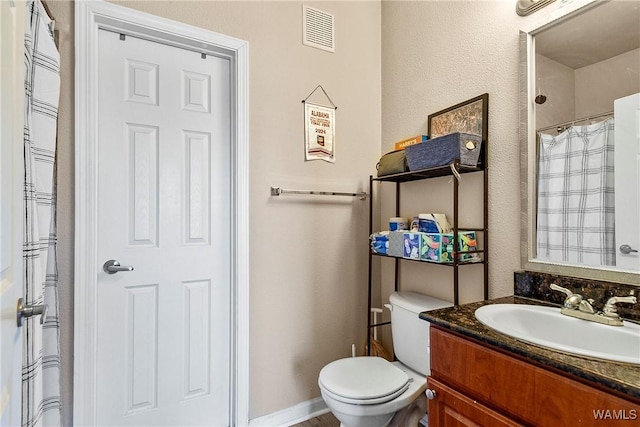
<box><xmin>427</xmin><ymin>94</ymin><xmax>489</xmax><ymax>165</ymax></box>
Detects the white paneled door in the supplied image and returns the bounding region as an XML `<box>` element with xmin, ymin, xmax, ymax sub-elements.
<box><xmin>1</xmin><ymin>1</ymin><xmax>24</xmax><ymax>425</ymax></box>
<box><xmin>614</xmin><ymin>93</ymin><xmax>640</xmax><ymax>271</ymax></box>
<box><xmin>96</xmin><ymin>30</ymin><xmax>231</xmax><ymax>426</ymax></box>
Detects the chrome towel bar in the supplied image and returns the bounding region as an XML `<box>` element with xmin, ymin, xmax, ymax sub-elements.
<box><xmin>270</xmin><ymin>187</ymin><xmax>368</xmax><ymax>200</ymax></box>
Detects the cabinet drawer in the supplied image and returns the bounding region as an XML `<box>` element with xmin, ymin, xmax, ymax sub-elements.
<box><xmin>430</xmin><ymin>327</ymin><xmax>640</xmax><ymax>426</ymax></box>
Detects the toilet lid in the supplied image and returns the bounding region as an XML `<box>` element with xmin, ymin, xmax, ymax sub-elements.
<box><xmin>318</xmin><ymin>357</ymin><xmax>409</xmax><ymax>404</ymax></box>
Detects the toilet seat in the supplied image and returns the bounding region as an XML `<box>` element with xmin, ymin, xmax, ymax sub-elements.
<box><xmin>320</xmin><ymin>381</ymin><xmax>410</xmax><ymax>405</ymax></box>
<box><xmin>318</xmin><ymin>357</ymin><xmax>410</xmax><ymax>405</ymax></box>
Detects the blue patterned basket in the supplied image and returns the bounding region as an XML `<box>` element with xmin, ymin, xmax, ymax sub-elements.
<box><xmin>405</xmin><ymin>132</ymin><xmax>482</xmax><ymax>170</ymax></box>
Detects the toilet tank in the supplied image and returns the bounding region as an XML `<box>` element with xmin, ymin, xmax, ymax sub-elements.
<box><xmin>389</xmin><ymin>291</ymin><xmax>452</xmax><ymax>376</ymax></box>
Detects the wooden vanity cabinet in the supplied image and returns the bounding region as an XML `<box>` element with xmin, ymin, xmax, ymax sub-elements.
<box><xmin>427</xmin><ymin>327</ymin><xmax>640</xmax><ymax>427</ymax></box>
<box><xmin>427</xmin><ymin>377</ymin><xmax>522</xmax><ymax>426</ymax></box>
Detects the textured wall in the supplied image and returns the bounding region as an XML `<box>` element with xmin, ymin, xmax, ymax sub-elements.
<box><xmin>380</xmin><ymin>0</ymin><xmax>545</xmax><ymax>301</ymax></box>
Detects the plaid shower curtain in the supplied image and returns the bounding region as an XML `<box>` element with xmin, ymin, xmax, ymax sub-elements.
<box><xmin>537</xmin><ymin>118</ymin><xmax>616</xmax><ymax>267</ymax></box>
<box><xmin>22</xmin><ymin>0</ymin><xmax>61</xmax><ymax>425</ymax></box>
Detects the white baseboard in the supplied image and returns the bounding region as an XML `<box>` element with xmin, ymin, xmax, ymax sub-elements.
<box><xmin>248</xmin><ymin>397</ymin><xmax>329</xmax><ymax>427</ymax></box>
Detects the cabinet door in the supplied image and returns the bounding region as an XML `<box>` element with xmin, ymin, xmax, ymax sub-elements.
<box><xmin>428</xmin><ymin>377</ymin><xmax>522</xmax><ymax>427</ymax></box>
<box><xmin>430</xmin><ymin>327</ymin><xmax>640</xmax><ymax>426</ymax></box>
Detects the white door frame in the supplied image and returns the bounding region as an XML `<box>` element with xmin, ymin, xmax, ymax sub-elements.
<box><xmin>73</xmin><ymin>1</ymin><xmax>249</xmax><ymax>425</ymax></box>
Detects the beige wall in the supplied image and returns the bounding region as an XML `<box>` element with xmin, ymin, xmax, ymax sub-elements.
<box><xmin>41</xmin><ymin>0</ymin><xmax>564</xmax><ymax>424</ymax></box>
<box><xmin>535</xmin><ymin>54</ymin><xmax>575</xmax><ymax>130</ymax></box>
<box><xmin>534</xmin><ymin>48</ymin><xmax>640</xmax><ymax>130</ymax></box>
<box><xmin>575</xmin><ymin>48</ymin><xmax>640</xmax><ymax>118</ymax></box>
<box><xmin>44</xmin><ymin>2</ymin><xmax>74</xmax><ymax>426</ymax></box>
<box><xmin>48</xmin><ymin>0</ymin><xmax>380</xmax><ymax>423</ymax></box>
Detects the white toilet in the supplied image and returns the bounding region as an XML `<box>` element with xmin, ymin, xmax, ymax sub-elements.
<box><xmin>318</xmin><ymin>291</ymin><xmax>451</xmax><ymax>427</ymax></box>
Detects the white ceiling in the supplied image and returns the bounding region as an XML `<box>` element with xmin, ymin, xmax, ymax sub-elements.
<box><xmin>535</xmin><ymin>0</ymin><xmax>640</xmax><ymax>69</ymax></box>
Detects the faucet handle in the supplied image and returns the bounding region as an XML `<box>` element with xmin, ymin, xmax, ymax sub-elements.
<box><xmin>603</xmin><ymin>295</ymin><xmax>638</xmax><ymax>318</ymax></box>
<box><xmin>550</xmin><ymin>284</ymin><xmax>582</xmax><ymax>309</ymax></box>
<box><xmin>550</xmin><ymin>283</ymin><xmax>572</xmax><ymax>297</ymax></box>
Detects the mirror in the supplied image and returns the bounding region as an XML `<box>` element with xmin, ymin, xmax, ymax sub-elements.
<box><xmin>520</xmin><ymin>0</ymin><xmax>640</xmax><ymax>285</ymax></box>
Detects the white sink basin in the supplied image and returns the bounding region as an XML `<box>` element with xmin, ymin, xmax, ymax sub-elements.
<box><xmin>474</xmin><ymin>304</ymin><xmax>640</xmax><ymax>365</ymax></box>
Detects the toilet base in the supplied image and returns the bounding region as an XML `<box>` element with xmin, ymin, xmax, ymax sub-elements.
<box><xmin>330</xmin><ymin>393</ymin><xmax>427</xmax><ymax>427</ymax></box>
<box><xmin>387</xmin><ymin>394</ymin><xmax>427</xmax><ymax>427</ymax></box>
<box><xmin>330</xmin><ymin>408</ymin><xmax>394</xmax><ymax>427</ymax></box>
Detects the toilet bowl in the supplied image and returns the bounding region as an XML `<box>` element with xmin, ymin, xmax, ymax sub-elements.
<box><xmin>318</xmin><ymin>358</ymin><xmax>427</xmax><ymax>427</ymax></box>
<box><xmin>318</xmin><ymin>291</ymin><xmax>452</xmax><ymax>427</ymax></box>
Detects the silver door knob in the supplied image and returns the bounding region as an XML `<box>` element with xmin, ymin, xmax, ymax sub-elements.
<box><xmin>425</xmin><ymin>389</ymin><xmax>437</xmax><ymax>400</ymax></box>
<box><xmin>103</xmin><ymin>259</ymin><xmax>134</xmax><ymax>274</ymax></box>
<box><xmin>619</xmin><ymin>244</ymin><xmax>638</xmax><ymax>255</ymax></box>
<box><xmin>16</xmin><ymin>298</ymin><xmax>48</xmax><ymax>327</ymax></box>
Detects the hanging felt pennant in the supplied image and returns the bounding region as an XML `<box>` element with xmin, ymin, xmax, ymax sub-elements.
<box><xmin>302</xmin><ymin>85</ymin><xmax>337</xmax><ymax>163</ymax></box>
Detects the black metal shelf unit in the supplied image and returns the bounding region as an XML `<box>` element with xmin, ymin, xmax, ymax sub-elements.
<box><xmin>366</xmin><ymin>161</ymin><xmax>489</xmax><ymax>353</ymax></box>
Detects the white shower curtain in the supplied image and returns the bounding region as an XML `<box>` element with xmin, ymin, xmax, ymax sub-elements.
<box><xmin>537</xmin><ymin>118</ymin><xmax>615</xmax><ymax>266</ymax></box>
<box><xmin>22</xmin><ymin>0</ymin><xmax>61</xmax><ymax>425</ymax></box>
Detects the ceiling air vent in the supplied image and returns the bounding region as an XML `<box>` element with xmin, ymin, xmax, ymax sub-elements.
<box><xmin>303</xmin><ymin>5</ymin><xmax>334</xmax><ymax>53</ymax></box>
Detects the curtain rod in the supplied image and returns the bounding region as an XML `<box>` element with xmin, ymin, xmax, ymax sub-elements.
<box><xmin>537</xmin><ymin>111</ymin><xmax>614</xmax><ymax>133</ymax></box>
<box><xmin>270</xmin><ymin>187</ymin><xmax>368</xmax><ymax>200</ymax></box>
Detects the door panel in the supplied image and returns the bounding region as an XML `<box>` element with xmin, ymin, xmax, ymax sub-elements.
<box><xmin>0</xmin><ymin>1</ymin><xmax>25</xmax><ymax>425</ymax></box>
<box><xmin>96</xmin><ymin>30</ymin><xmax>231</xmax><ymax>426</ymax></box>
<box><xmin>614</xmin><ymin>93</ymin><xmax>640</xmax><ymax>270</ymax></box>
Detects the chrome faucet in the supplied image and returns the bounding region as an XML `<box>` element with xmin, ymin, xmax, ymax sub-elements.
<box><xmin>549</xmin><ymin>284</ymin><xmax>595</xmax><ymax>313</ymax></box>
<box><xmin>550</xmin><ymin>284</ymin><xmax>636</xmax><ymax>326</ymax></box>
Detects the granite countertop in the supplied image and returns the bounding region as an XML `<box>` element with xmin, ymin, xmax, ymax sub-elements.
<box><xmin>419</xmin><ymin>296</ymin><xmax>640</xmax><ymax>401</ymax></box>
